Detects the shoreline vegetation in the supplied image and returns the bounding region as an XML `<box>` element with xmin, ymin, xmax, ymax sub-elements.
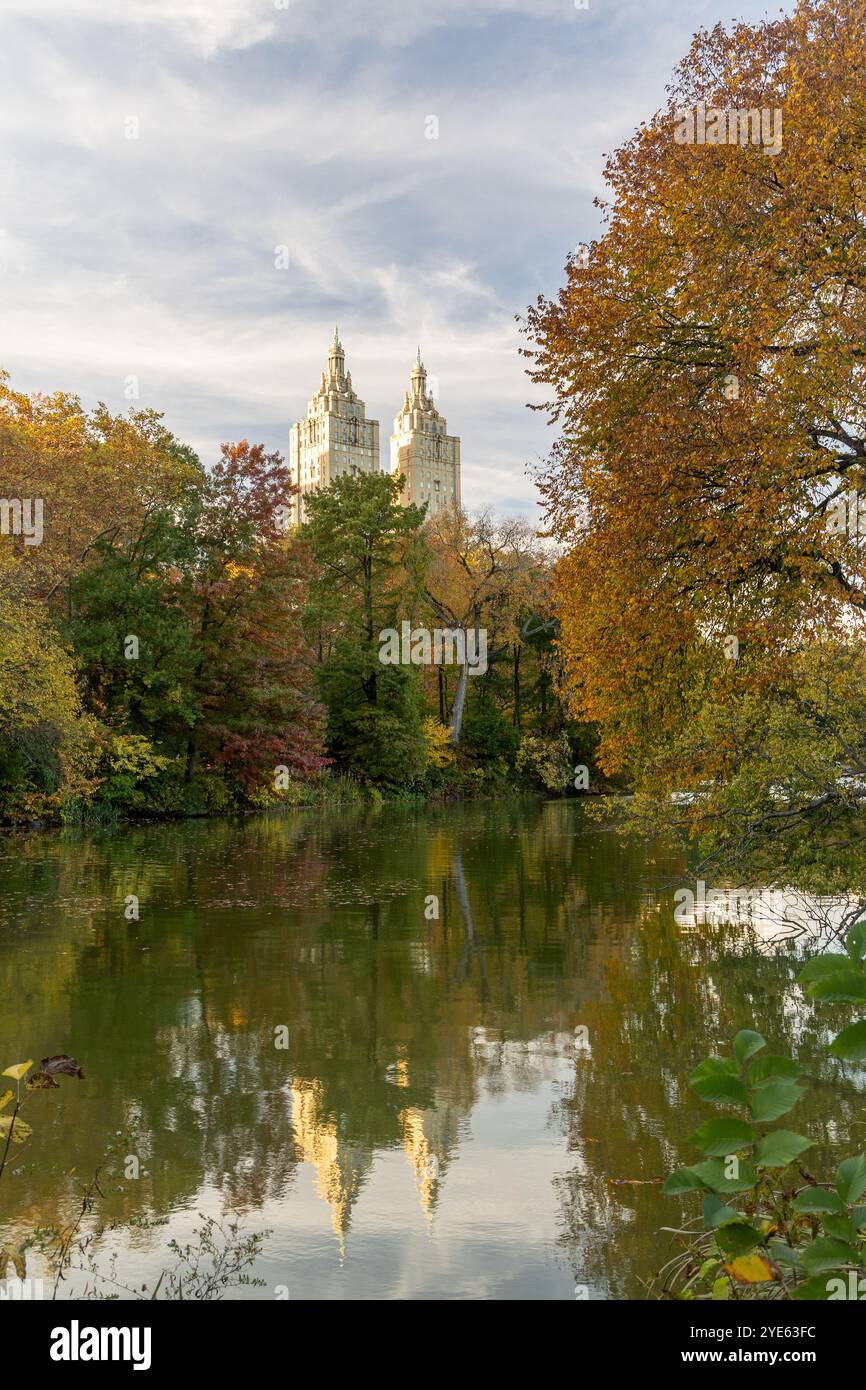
<box><xmin>0</xmin><ymin>381</ymin><xmax>602</xmax><ymax>830</ymax></box>
<box><xmin>0</xmin><ymin>773</ymin><xmax>599</xmax><ymax>835</ymax></box>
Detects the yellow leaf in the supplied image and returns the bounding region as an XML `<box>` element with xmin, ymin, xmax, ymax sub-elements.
<box><xmin>0</xmin><ymin>1115</ymin><xmax>32</xmax><ymax>1145</ymax></box>
<box><xmin>725</xmin><ymin>1253</ymin><xmax>778</xmax><ymax>1284</ymax></box>
<box><xmin>1</xmin><ymin>1246</ymin><xmax>26</xmax><ymax>1280</ymax></box>
<box><xmin>2</xmin><ymin>1061</ymin><xmax>33</xmax><ymax>1081</ymax></box>
<box><xmin>0</xmin><ymin>1090</ymin><xmax>13</xmax><ymax>1112</ymax></box>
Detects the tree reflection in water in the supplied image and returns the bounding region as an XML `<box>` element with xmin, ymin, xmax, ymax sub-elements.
<box><xmin>0</xmin><ymin>801</ymin><xmax>859</xmax><ymax>1298</ymax></box>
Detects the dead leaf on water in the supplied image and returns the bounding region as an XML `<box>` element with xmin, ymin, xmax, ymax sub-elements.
<box><xmin>0</xmin><ymin>1115</ymin><xmax>32</xmax><ymax>1144</ymax></box>
<box><xmin>608</xmin><ymin>1177</ymin><xmax>663</xmax><ymax>1186</ymax></box>
<box><xmin>27</xmin><ymin>1071</ymin><xmax>59</xmax><ymax>1090</ymax></box>
<box><xmin>40</xmin><ymin>1054</ymin><xmax>85</xmax><ymax>1080</ymax></box>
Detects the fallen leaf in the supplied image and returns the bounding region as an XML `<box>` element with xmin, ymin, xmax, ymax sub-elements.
<box><xmin>1</xmin><ymin>1061</ymin><xmax>33</xmax><ymax>1082</ymax></box>
<box><xmin>608</xmin><ymin>1177</ymin><xmax>663</xmax><ymax>1185</ymax></box>
<box><xmin>40</xmin><ymin>1054</ymin><xmax>85</xmax><ymax>1080</ymax></box>
<box><xmin>0</xmin><ymin>1115</ymin><xmax>32</xmax><ymax>1145</ymax></box>
<box><xmin>27</xmin><ymin>1071</ymin><xmax>59</xmax><ymax>1090</ymax></box>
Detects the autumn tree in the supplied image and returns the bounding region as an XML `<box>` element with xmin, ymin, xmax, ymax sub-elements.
<box><xmin>525</xmin><ymin>0</ymin><xmax>866</xmax><ymax>874</ymax></box>
<box><xmin>0</xmin><ymin>374</ymin><xmax>202</xmax><ymax>611</ymax></box>
<box><xmin>178</xmin><ymin>440</ymin><xmax>326</xmax><ymax>791</ymax></box>
<box><xmin>60</xmin><ymin>439</ymin><xmax>326</xmax><ymax>808</ymax></box>
<box><xmin>420</xmin><ymin>509</ymin><xmax>544</xmax><ymax>745</ymax></box>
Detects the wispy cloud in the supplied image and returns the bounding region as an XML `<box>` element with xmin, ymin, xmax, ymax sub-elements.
<box><xmin>0</xmin><ymin>0</ymin><xmax>784</xmax><ymax>516</ymax></box>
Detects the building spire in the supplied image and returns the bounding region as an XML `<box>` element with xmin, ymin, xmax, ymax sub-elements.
<box><xmin>327</xmin><ymin>326</ymin><xmax>345</xmax><ymax>381</ymax></box>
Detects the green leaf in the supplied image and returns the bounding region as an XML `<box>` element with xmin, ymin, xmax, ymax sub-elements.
<box><xmin>753</xmin><ymin>1130</ymin><xmax>813</xmax><ymax>1168</ymax></box>
<box><xmin>823</xmin><ymin>1213</ymin><xmax>858</xmax><ymax>1243</ymax></box>
<box><xmin>851</xmin><ymin>1206</ymin><xmax>866</xmax><ymax>1230</ymax></box>
<box><xmin>797</xmin><ymin>954</ymin><xmax>850</xmax><ymax>984</ymax></box>
<box><xmin>800</xmin><ymin>1237</ymin><xmax>857</xmax><ymax>1274</ymax></box>
<box><xmin>749</xmin><ymin>1080</ymin><xmax>804</xmax><ymax>1122</ymax></box>
<box><xmin>733</xmin><ymin>1030</ymin><xmax>765</xmax><ymax>1065</ymax></box>
<box><xmin>715</xmin><ymin>1222</ymin><xmax>763</xmax><ymax>1257</ymax></box>
<box><xmin>702</xmin><ymin>1194</ymin><xmax>741</xmax><ymax>1228</ymax></box>
<box><xmin>829</xmin><ymin>1020</ymin><xmax>866</xmax><ymax>1062</ymax></box>
<box><xmin>768</xmin><ymin>1240</ymin><xmax>803</xmax><ymax>1267</ymax></box>
<box><xmin>846</xmin><ymin>919</ymin><xmax>866</xmax><ymax>963</ymax></box>
<box><xmin>689</xmin><ymin>1057</ymin><xmax>749</xmax><ymax>1106</ymax></box>
<box><xmin>792</xmin><ymin>1188</ymin><xmax>847</xmax><ymax>1216</ymax></box>
<box><xmin>807</xmin><ymin>969</ymin><xmax>866</xmax><ymax>1003</ymax></box>
<box><xmin>747</xmin><ymin>1054</ymin><xmax>802</xmax><ymax>1087</ymax></box>
<box><xmin>836</xmin><ymin>1155</ymin><xmax>866</xmax><ymax>1205</ymax></box>
<box><xmin>690</xmin><ymin>1158</ymin><xmax>759</xmax><ymax>1194</ymax></box>
<box><xmin>790</xmin><ymin>1274</ymin><xmax>837</xmax><ymax>1300</ymax></box>
<box><xmin>711</xmin><ymin>1275</ymin><xmax>729</xmax><ymax>1299</ymax></box>
<box><xmin>662</xmin><ymin>1166</ymin><xmax>707</xmax><ymax>1196</ymax></box>
<box><xmin>687</xmin><ymin>1117</ymin><xmax>754</xmax><ymax>1157</ymax></box>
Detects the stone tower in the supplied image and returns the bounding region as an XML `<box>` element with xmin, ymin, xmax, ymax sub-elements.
<box><xmin>389</xmin><ymin>350</ymin><xmax>461</xmax><ymax>515</ymax></box>
<box><xmin>289</xmin><ymin>329</ymin><xmax>381</xmax><ymax>523</ymax></box>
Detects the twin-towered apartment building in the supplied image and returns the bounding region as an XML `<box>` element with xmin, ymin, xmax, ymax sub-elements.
<box><xmin>289</xmin><ymin>330</ymin><xmax>461</xmax><ymax>524</ymax></box>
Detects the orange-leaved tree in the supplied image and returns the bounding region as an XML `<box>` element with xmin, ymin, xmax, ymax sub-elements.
<box><xmin>524</xmin><ymin>0</ymin><xmax>866</xmax><ymax>859</ymax></box>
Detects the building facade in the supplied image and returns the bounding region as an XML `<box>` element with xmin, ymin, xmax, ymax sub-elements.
<box><xmin>389</xmin><ymin>349</ymin><xmax>461</xmax><ymax>515</ymax></box>
<box><xmin>289</xmin><ymin>329</ymin><xmax>380</xmax><ymax>524</ymax></box>
<box><xmin>289</xmin><ymin>335</ymin><xmax>460</xmax><ymax>522</ymax></box>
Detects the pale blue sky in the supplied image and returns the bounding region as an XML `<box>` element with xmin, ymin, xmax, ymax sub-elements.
<box><xmin>0</xmin><ymin>0</ymin><xmax>783</xmax><ymax>516</ymax></box>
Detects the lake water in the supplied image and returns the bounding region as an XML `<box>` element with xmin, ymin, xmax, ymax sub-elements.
<box><xmin>0</xmin><ymin>798</ymin><xmax>861</xmax><ymax>1300</ymax></box>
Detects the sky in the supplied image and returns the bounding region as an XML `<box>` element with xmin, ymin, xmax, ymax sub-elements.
<box><xmin>0</xmin><ymin>0</ymin><xmax>784</xmax><ymax>518</ymax></box>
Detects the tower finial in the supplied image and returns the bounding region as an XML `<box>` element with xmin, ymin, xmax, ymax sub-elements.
<box><xmin>333</xmin><ymin>324</ymin><xmax>342</xmax><ymax>350</ymax></box>
<box><xmin>416</xmin><ymin>344</ymin><xmax>423</xmax><ymax>370</ymax></box>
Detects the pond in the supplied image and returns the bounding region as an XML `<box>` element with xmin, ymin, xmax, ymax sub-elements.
<box><xmin>0</xmin><ymin>798</ymin><xmax>861</xmax><ymax>1300</ymax></box>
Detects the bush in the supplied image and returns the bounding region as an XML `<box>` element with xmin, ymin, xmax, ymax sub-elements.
<box><xmin>515</xmin><ymin>731</ymin><xmax>573</xmax><ymax>792</ymax></box>
<box><xmin>422</xmin><ymin>717</ymin><xmax>454</xmax><ymax>769</ymax></box>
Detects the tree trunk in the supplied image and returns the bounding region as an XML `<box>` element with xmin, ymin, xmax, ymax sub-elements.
<box><xmin>449</xmin><ymin>613</ymin><xmax>479</xmax><ymax>745</ymax></box>
<box><xmin>449</xmin><ymin>659</ymin><xmax>469</xmax><ymax>745</ymax></box>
